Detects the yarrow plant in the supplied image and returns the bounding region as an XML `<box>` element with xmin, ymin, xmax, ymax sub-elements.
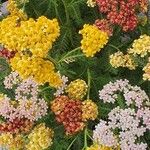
<box><xmin>51</xmin><ymin>95</ymin><xmax>98</xmax><ymax>135</ymax></box>
<box><xmin>0</xmin><ymin>0</ymin><xmax>149</xmax><ymax>149</ymax></box>
<box><xmin>91</xmin><ymin>79</ymin><xmax>150</xmax><ymax>150</ymax></box>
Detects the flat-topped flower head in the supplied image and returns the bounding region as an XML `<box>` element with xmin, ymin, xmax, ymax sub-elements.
<box><xmin>66</xmin><ymin>79</ymin><xmax>88</xmax><ymax>99</ymax></box>
<box><xmin>79</xmin><ymin>24</ymin><xmax>108</xmax><ymax>57</ymax></box>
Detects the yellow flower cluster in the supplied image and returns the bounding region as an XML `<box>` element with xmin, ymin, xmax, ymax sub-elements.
<box><xmin>7</xmin><ymin>0</ymin><xmax>27</xmax><ymax>20</ymax></box>
<box><xmin>66</xmin><ymin>79</ymin><xmax>88</xmax><ymax>99</ymax></box>
<box><xmin>10</xmin><ymin>53</ymin><xmax>62</xmax><ymax>87</ymax></box>
<box><xmin>143</xmin><ymin>58</ymin><xmax>150</xmax><ymax>81</ymax></box>
<box><xmin>128</xmin><ymin>35</ymin><xmax>150</xmax><ymax>57</ymax></box>
<box><xmin>26</xmin><ymin>123</ymin><xmax>54</xmax><ymax>150</ymax></box>
<box><xmin>110</xmin><ymin>51</ymin><xmax>136</xmax><ymax>70</ymax></box>
<box><xmin>87</xmin><ymin>144</ymin><xmax>118</xmax><ymax>150</ymax></box>
<box><xmin>0</xmin><ymin>16</ymin><xmax>60</xmax><ymax>58</ymax></box>
<box><xmin>82</xmin><ymin>99</ymin><xmax>98</xmax><ymax>121</ymax></box>
<box><xmin>0</xmin><ymin>133</ymin><xmax>24</xmax><ymax>150</ymax></box>
<box><xmin>79</xmin><ymin>24</ymin><xmax>109</xmax><ymax>57</ymax></box>
<box><xmin>87</xmin><ymin>0</ymin><xmax>96</xmax><ymax>7</ymax></box>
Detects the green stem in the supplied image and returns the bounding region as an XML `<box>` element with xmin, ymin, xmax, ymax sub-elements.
<box><xmin>87</xmin><ymin>68</ymin><xmax>91</xmax><ymax>100</ymax></box>
<box><xmin>58</xmin><ymin>47</ymin><xmax>81</xmax><ymax>63</ymax></box>
<box><xmin>67</xmin><ymin>136</ymin><xmax>78</xmax><ymax>150</ymax></box>
<box><xmin>108</xmin><ymin>44</ymin><xmax>120</xmax><ymax>51</ymax></box>
<box><xmin>84</xmin><ymin>127</ymin><xmax>88</xmax><ymax>150</ymax></box>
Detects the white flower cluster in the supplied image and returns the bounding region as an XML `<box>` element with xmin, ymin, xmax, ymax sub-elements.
<box><xmin>95</xmin><ymin>79</ymin><xmax>150</xmax><ymax>150</ymax></box>
<box><xmin>99</xmin><ymin>79</ymin><xmax>149</xmax><ymax>108</ymax></box>
<box><xmin>93</xmin><ymin>107</ymin><xmax>148</xmax><ymax>150</ymax></box>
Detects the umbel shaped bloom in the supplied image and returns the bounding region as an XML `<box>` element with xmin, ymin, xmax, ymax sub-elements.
<box><xmin>93</xmin><ymin>107</ymin><xmax>148</xmax><ymax>150</ymax></box>
<box><xmin>110</xmin><ymin>51</ymin><xmax>136</xmax><ymax>70</ymax></box>
<box><xmin>0</xmin><ymin>95</ymin><xmax>48</xmax><ymax>121</ymax></box>
<box><xmin>0</xmin><ymin>15</ymin><xmax>60</xmax><ymax>58</ymax></box>
<box><xmin>55</xmin><ymin>99</ymin><xmax>84</xmax><ymax>135</ymax></box>
<box><xmin>26</xmin><ymin>123</ymin><xmax>54</xmax><ymax>150</ymax></box>
<box><xmin>51</xmin><ymin>95</ymin><xmax>98</xmax><ymax>135</ymax></box>
<box><xmin>96</xmin><ymin>0</ymin><xmax>148</xmax><ymax>31</ymax></box>
<box><xmin>99</xmin><ymin>79</ymin><xmax>149</xmax><ymax>108</ymax></box>
<box><xmin>82</xmin><ymin>99</ymin><xmax>98</xmax><ymax>121</ymax></box>
<box><xmin>66</xmin><ymin>79</ymin><xmax>88</xmax><ymax>99</ymax></box>
<box><xmin>97</xmin><ymin>79</ymin><xmax>150</xmax><ymax>150</ymax></box>
<box><xmin>10</xmin><ymin>53</ymin><xmax>62</xmax><ymax>87</ymax></box>
<box><xmin>128</xmin><ymin>34</ymin><xmax>150</xmax><ymax>57</ymax></box>
<box><xmin>79</xmin><ymin>24</ymin><xmax>108</xmax><ymax>57</ymax></box>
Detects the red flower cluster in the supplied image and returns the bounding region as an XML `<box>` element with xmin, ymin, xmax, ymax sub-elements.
<box><xmin>51</xmin><ymin>96</ymin><xmax>84</xmax><ymax>135</ymax></box>
<box><xmin>0</xmin><ymin>118</ymin><xmax>33</xmax><ymax>134</ymax></box>
<box><xmin>96</xmin><ymin>0</ymin><xmax>148</xmax><ymax>31</ymax></box>
<box><xmin>0</xmin><ymin>48</ymin><xmax>15</xmax><ymax>59</ymax></box>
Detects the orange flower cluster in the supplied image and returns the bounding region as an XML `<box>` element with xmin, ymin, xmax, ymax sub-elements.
<box><xmin>51</xmin><ymin>95</ymin><xmax>98</xmax><ymax>135</ymax></box>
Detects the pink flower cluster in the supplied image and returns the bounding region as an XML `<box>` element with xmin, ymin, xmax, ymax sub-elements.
<box><xmin>99</xmin><ymin>79</ymin><xmax>149</xmax><ymax>108</ymax></box>
<box><xmin>0</xmin><ymin>95</ymin><xmax>48</xmax><ymax>121</ymax></box>
<box><xmin>96</xmin><ymin>79</ymin><xmax>150</xmax><ymax>149</ymax></box>
<box><xmin>93</xmin><ymin>107</ymin><xmax>148</xmax><ymax>150</ymax></box>
<box><xmin>1</xmin><ymin>72</ymin><xmax>48</xmax><ymax>121</ymax></box>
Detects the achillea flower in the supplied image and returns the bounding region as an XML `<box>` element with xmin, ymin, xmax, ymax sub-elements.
<box><xmin>26</xmin><ymin>123</ymin><xmax>54</xmax><ymax>150</ymax></box>
<box><xmin>110</xmin><ymin>52</ymin><xmax>126</xmax><ymax>68</ymax></box>
<box><xmin>82</xmin><ymin>99</ymin><xmax>98</xmax><ymax>121</ymax></box>
<box><xmin>87</xmin><ymin>0</ymin><xmax>96</xmax><ymax>7</ymax></box>
<box><xmin>143</xmin><ymin>58</ymin><xmax>150</xmax><ymax>81</ymax></box>
<box><xmin>10</xmin><ymin>53</ymin><xmax>62</xmax><ymax>87</ymax></box>
<box><xmin>18</xmin><ymin>98</ymin><xmax>48</xmax><ymax>121</ymax></box>
<box><xmin>110</xmin><ymin>52</ymin><xmax>136</xmax><ymax>70</ymax></box>
<box><xmin>93</xmin><ymin>120</ymin><xmax>118</xmax><ymax>147</ymax></box>
<box><xmin>93</xmin><ymin>107</ymin><xmax>148</xmax><ymax>150</ymax></box>
<box><xmin>0</xmin><ymin>95</ymin><xmax>48</xmax><ymax>121</ymax></box>
<box><xmin>56</xmin><ymin>100</ymin><xmax>84</xmax><ymax>135</ymax></box>
<box><xmin>128</xmin><ymin>35</ymin><xmax>150</xmax><ymax>57</ymax></box>
<box><xmin>99</xmin><ymin>79</ymin><xmax>149</xmax><ymax>108</ymax></box>
<box><xmin>79</xmin><ymin>24</ymin><xmax>108</xmax><ymax>57</ymax></box>
<box><xmin>96</xmin><ymin>0</ymin><xmax>142</xmax><ymax>31</ymax></box>
<box><xmin>66</xmin><ymin>79</ymin><xmax>88</xmax><ymax>99</ymax></box>
<box><xmin>0</xmin><ymin>15</ymin><xmax>60</xmax><ymax>58</ymax></box>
